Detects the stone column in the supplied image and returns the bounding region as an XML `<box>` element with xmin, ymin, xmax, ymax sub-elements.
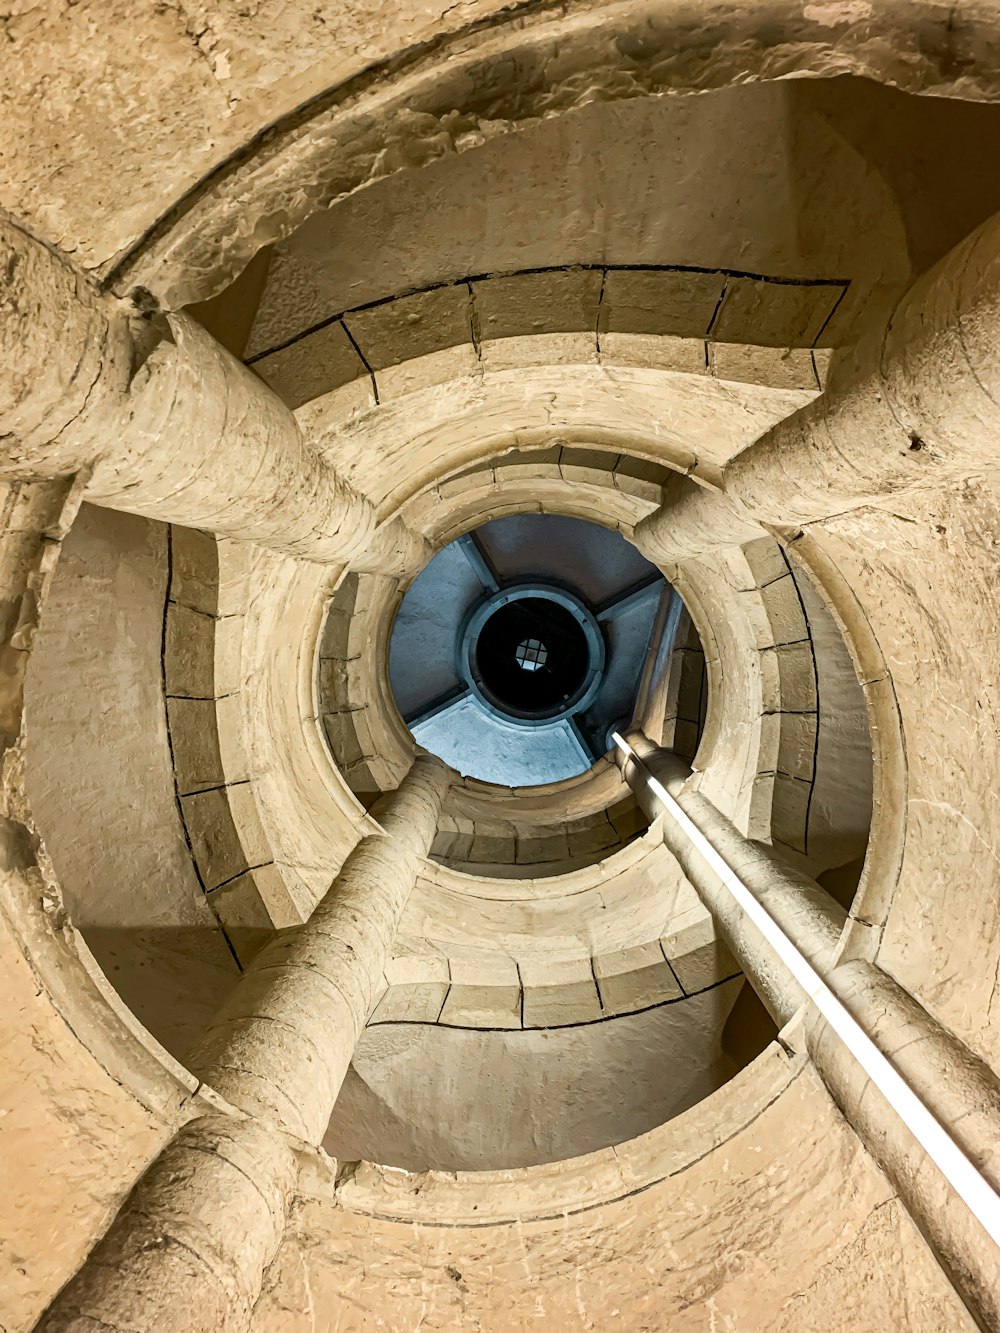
<box><xmin>807</xmin><ymin>961</ymin><xmax>1000</xmax><ymax>1329</ymax></box>
<box><xmin>0</xmin><ymin>220</ymin><xmax>427</xmax><ymax>576</ymax></box>
<box><xmin>37</xmin><ymin>755</ymin><xmax>451</xmax><ymax>1333</ymax></box>
<box><xmin>631</xmin><ymin>206</ymin><xmax>1000</xmax><ymax>563</ymax></box>
<box><xmin>615</xmin><ymin>733</ymin><xmax>1000</xmax><ymax>1327</ymax></box>
<box><xmin>727</xmin><ymin>205</ymin><xmax>1000</xmax><ymax>528</ymax></box>
<box><xmin>632</xmin><ymin>472</ymin><xmax>765</xmax><ymax>570</ymax></box>
<box><xmin>617</xmin><ymin>734</ymin><xmax>845</xmax><ymax>1024</ymax></box>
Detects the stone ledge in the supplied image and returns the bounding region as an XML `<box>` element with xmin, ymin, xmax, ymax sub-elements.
<box><xmin>249</xmin><ymin>263</ymin><xmax>845</xmax><ymax>409</ymax></box>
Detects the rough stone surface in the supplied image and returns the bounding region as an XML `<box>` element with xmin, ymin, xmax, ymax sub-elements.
<box><xmin>24</xmin><ymin>505</ymin><xmax>241</xmax><ymax>1058</ymax></box>
<box><xmin>6</xmin><ymin>10</ymin><xmax>1000</xmax><ymax>1331</ymax></box>
<box><xmin>259</xmin><ymin>1057</ymin><xmax>974</xmax><ymax>1332</ymax></box>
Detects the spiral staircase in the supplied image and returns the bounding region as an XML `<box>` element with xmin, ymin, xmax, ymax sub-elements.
<box><xmin>4</xmin><ymin>7</ymin><xmax>1000</xmax><ymax>1330</ymax></box>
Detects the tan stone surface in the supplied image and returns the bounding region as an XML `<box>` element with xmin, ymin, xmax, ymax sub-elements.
<box><xmin>268</xmin><ymin>1059</ymin><xmax>973</xmax><ymax>1331</ymax></box>
<box><xmin>0</xmin><ymin>481</ymin><xmax>205</xmax><ymax>1333</ymax></box>
<box><xmin>24</xmin><ymin>505</ymin><xmax>240</xmax><ymax>1058</ymax></box>
<box><xmin>0</xmin><ymin>907</ymin><xmax>178</xmax><ymax>1332</ymax></box>
<box><xmin>814</xmin><ymin>485</ymin><xmax>1000</xmax><ymax>1071</ymax></box>
<box><xmin>244</xmin><ymin>80</ymin><xmax>910</xmax><ymax>357</ymax></box>
<box><xmin>307</xmin><ymin>361</ymin><xmax>817</xmax><ymax>521</ymax></box>
<box><xmin>0</xmin><ymin>0</ymin><xmax>509</xmax><ymax>276</ymax></box>
<box><xmin>9</xmin><ymin>8</ymin><xmax>1000</xmax><ymax>1327</ymax></box>
<box><xmin>328</xmin><ymin>980</ymin><xmax>743</xmax><ymax>1171</ymax></box>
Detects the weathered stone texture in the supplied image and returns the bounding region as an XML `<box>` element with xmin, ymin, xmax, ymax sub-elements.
<box><xmin>0</xmin><ymin>481</ymin><xmax>194</xmax><ymax>1332</ymax></box>
<box><xmin>258</xmin><ymin>1060</ymin><xmax>974</xmax><ymax>1332</ymax></box>
<box><xmin>0</xmin><ymin>905</ymin><xmax>177</xmax><ymax>1332</ymax></box>
<box><xmin>7</xmin><ymin>7</ymin><xmax>1000</xmax><ymax>1330</ymax></box>
<box><xmin>814</xmin><ymin>485</ymin><xmax>1000</xmax><ymax>1072</ymax></box>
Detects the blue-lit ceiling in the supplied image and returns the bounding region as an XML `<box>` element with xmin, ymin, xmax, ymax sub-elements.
<box><xmin>389</xmin><ymin>515</ymin><xmax>667</xmax><ymax>786</ymax></box>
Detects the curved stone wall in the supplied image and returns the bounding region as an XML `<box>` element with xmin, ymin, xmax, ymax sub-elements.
<box><xmin>7</xmin><ymin>10</ymin><xmax>1000</xmax><ymax>1329</ymax></box>
<box><xmin>24</xmin><ymin>507</ymin><xmax>245</xmax><ymax>1056</ymax></box>
<box><xmin>264</xmin><ymin>1049</ymin><xmax>972</xmax><ymax>1332</ymax></box>
<box><xmin>248</xmin><ymin>260</ymin><xmax>842</xmax><ymax>410</ymax></box>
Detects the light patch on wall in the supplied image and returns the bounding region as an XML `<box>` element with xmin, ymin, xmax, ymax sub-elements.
<box><xmin>414</xmin><ymin>697</ymin><xmax>589</xmax><ymax>786</ymax></box>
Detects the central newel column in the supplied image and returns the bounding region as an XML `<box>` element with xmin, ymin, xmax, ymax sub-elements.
<box><xmin>37</xmin><ymin>755</ymin><xmax>450</xmax><ymax>1333</ymax></box>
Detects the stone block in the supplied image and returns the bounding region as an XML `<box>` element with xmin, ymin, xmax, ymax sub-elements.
<box><xmin>712</xmin><ymin>278</ymin><xmax>844</xmax><ymax>348</ymax></box>
<box><xmin>432</xmin><ymin>823</ymin><xmax>475</xmax><ymax>861</ymax></box>
<box><xmin>666</xmin><ymin>927</ymin><xmax>740</xmax><ymax>994</ymax></box>
<box><xmin>774</xmin><ymin>641</ymin><xmax>818</xmax><ymax>711</ymax></box>
<box><xmin>170</xmin><ymin>526</ymin><xmax>219</xmax><ymax>615</ymax></box>
<box><xmin>613</xmin><ymin>455</ymin><xmax>673</xmax><ymax>501</ymax></box>
<box><xmin>812</xmin><ymin>346</ymin><xmax>833</xmax><ymax>386</ymax></box>
<box><xmin>710</xmin><ymin>342</ymin><xmax>819</xmax><ymax>390</ymax></box>
<box><xmin>607</xmin><ymin>797</ymin><xmax>647</xmax><ymax>840</ymax></box>
<box><xmin>296</xmin><ymin>374</ymin><xmax>376</xmax><ymax>430</ymax></box>
<box><xmin>565</xmin><ymin>815</ymin><xmax>618</xmax><ymax>856</ymax></box>
<box><xmin>181</xmin><ymin>787</ymin><xmax>248</xmax><ymax>890</ymax></box>
<box><xmin>226</xmin><ymin>781</ymin><xmax>272</xmax><ymax>865</ymax></box>
<box><xmin>675</xmin><ymin>649</ymin><xmax>705</xmax><ymax>721</ymax></box>
<box><xmin>559</xmin><ymin>446</ymin><xmax>617</xmax><ymax>488</ymax></box>
<box><xmin>370</xmin><ymin>983</ymin><xmax>449</xmax><ymax>1024</ymax></box>
<box><xmin>740</xmin><ymin>536</ymin><xmax>791</xmax><ymax>591</ymax></box>
<box><xmin>165</xmin><ymin>602</ymin><xmax>215</xmax><ymax>697</ymax></box>
<box><xmin>322</xmin><ymin>710</ymin><xmax>367</xmax><ymax>766</ymax></box>
<box><xmin>343</xmin><ymin>284</ymin><xmax>471</xmax><ymax>370</ymax></box>
<box><xmin>246</xmin><ymin>862</ymin><xmax>300</xmax><ymax>929</ymax></box>
<box><xmin>251</xmin><ymin>320</ymin><xmax>367</xmax><ymax>409</ymax></box>
<box><xmin>671</xmin><ymin>717</ymin><xmax>702</xmax><ymax>759</ymax></box>
<box><xmin>777</xmin><ymin>712</ymin><xmax>818</xmax><ymax>781</ymax></box>
<box><xmin>439</xmin><ymin>984</ymin><xmax>522</xmax><ymax>1029</ymax></box>
<box><xmin>436</xmin><ymin>468</ymin><xmax>488</xmax><ymax>501</ymax></box>
<box><xmin>377</xmin><ymin>343</ymin><xmax>478</xmax><ymax>398</ymax></box>
<box><xmin>318</xmin><ymin>656</ymin><xmax>369</xmax><ymax>711</ymax></box>
<box><xmin>214</xmin><ymin>613</ymin><xmax>244</xmax><ymax>695</ymax></box>
<box><xmin>517</xmin><ymin>956</ymin><xmax>592</xmax><ymax>989</ymax></box>
<box><xmin>522</xmin><ymin>979</ymin><xmax>603</xmax><ymax>1028</ymax></box>
<box><xmin>329</xmin><ymin>570</ymin><xmax>360</xmax><ymax>615</ymax></box>
<box><xmin>215</xmin><ymin>539</ymin><xmax>251</xmax><ymax>617</ymax></box>
<box><xmin>762</xmin><ymin>574</ymin><xmax>809</xmax><ymax>647</ymax></box>
<box><xmin>469</xmin><ymin>829</ymin><xmax>517</xmax><ymax>865</ymax></box>
<box><xmin>350</xmin><ymin>707</ymin><xmax>377</xmax><ymax>763</ymax></box>
<box><xmin>168</xmin><ymin>697</ymin><xmax>224</xmax><ymax>793</ymax></box>
<box><xmin>216</xmin><ymin>693</ymin><xmax>250</xmax><ymax>781</ymax></box>
<box><xmin>8</xmin><ymin>479</ymin><xmax>75</xmax><ymax>536</ymax></box>
<box><xmin>474</xmin><ymin>269</ymin><xmax>603</xmax><ymax>339</ymax></box>
<box><xmin>209</xmin><ymin>870</ymin><xmax>275</xmax><ymax>966</ymax></box>
<box><xmin>594</xmin><ymin>942</ymin><xmax>683</xmax><ymax>1013</ymax></box>
<box><xmin>480</xmin><ymin>332</ymin><xmax>597</xmax><ymax>370</ymax></box>
<box><xmin>494</xmin><ymin>445</ymin><xmax>564</xmax><ymax>484</ymax></box>
<box><xmin>599</xmin><ymin>332</ymin><xmax>708</xmax><ymax>374</ymax></box>
<box><xmin>384</xmin><ymin>952</ymin><xmax>450</xmax><ymax>987</ymax></box>
<box><xmin>599</xmin><ymin>268</ymin><xmax>725</xmax><ymax>338</ymax></box>
<box><xmin>516</xmin><ymin>829</ymin><xmax>571</xmax><ymax>863</ymax></box>
<box><xmin>342</xmin><ymin>757</ymin><xmax>394</xmax><ymax>800</ymax></box>
<box><xmin>771</xmin><ymin>773</ymin><xmax>812</xmax><ymax>854</ymax></box>
<box><xmin>319</xmin><ymin>608</ymin><xmax>352</xmax><ymax>659</ymax></box>
<box><xmin>675</xmin><ymin>609</ymin><xmax>703</xmax><ymax>651</ymax></box>
<box><xmin>449</xmin><ymin>954</ymin><xmax>519</xmax><ymax>988</ymax></box>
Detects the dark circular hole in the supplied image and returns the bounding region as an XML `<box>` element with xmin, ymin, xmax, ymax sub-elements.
<box><xmin>474</xmin><ymin>597</ymin><xmax>590</xmax><ymax>718</ymax></box>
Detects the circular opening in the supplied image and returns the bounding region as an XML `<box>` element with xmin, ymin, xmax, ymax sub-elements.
<box><xmin>472</xmin><ymin>593</ymin><xmax>594</xmax><ymax>720</ymax></box>
<box><xmin>383</xmin><ymin>514</ymin><xmax>673</xmax><ymax>787</ymax></box>
<box><xmin>515</xmin><ymin>638</ymin><xmax>547</xmax><ymax>672</ymax></box>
